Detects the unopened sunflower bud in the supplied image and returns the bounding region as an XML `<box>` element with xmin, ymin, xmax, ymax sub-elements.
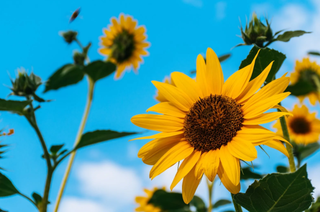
<box><xmin>73</xmin><ymin>51</ymin><xmax>86</xmax><ymax>65</ymax></box>
<box><xmin>60</xmin><ymin>30</ymin><xmax>78</xmax><ymax>44</ymax></box>
<box><xmin>240</xmin><ymin>13</ymin><xmax>273</xmax><ymax>48</ymax></box>
<box><xmin>10</xmin><ymin>69</ymin><xmax>42</xmax><ymax>97</ymax></box>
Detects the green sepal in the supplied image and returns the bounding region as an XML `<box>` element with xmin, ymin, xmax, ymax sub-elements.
<box><xmin>74</xmin><ymin>130</ymin><xmax>137</xmax><ymax>150</ymax></box>
<box><xmin>84</xmin><ymin>60</ymin><xmax>116</xmax><ymax>82</ymax></box>
<box><xmin>239</xmin><ymin>46</ymin><xmax>286</xmax><ymax>84</ymax></box>
<box><xmin>44</xmin><ymin>64</ymin><xmax>84</xmax><ymax>93</ymax></box>
<box><xmin>234</xmin><ymin>164</ymin><xmax>314</xmax><ymax>212</ymax></box>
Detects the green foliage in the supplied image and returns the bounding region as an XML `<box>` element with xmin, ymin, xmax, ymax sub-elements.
<box><xmin>189</xmin><ymin>196</ymin><xmax>206</xmax><ymax>212</ymax></box>
<box><xmin>276</xmin><ymin>165</ymin><xmax>288</xmax><ymax>173</ymax></box>
<box><xmin>239</xmin><ymin>46</ymin><xmax>286</xmax><ymax>84</ymax></box>
<box><xmin>241</xmin><ymin>167</ymin><xmax>263</xmax><ymax>180</ymax></box>
<box><xmin>286</xmin><ymin>80</ymin><xmax>315</xmax><ymax>96</ymax></box>
<box><xmin>32</xmin><ymin>192</ymin><xmax>43</xmax><ymax>207</ymax></box>
<box><xmin>0</xmin><ymin>172</ymin><xmax>19</xmax><ymax>197</ymax></box>
<box><xmin>74</xmin><ymin>130</ymin><xmax>137</xmax><ymax>150</ymax></box>
<box><xmin>49</xmin><ymin>144</ymin><xmax>67</xmax><ymax>161</ymax></box>
<box><xmin>84</xmin><ymin>60</ymin><xmax>116</xmax><ymax>82</ymax></box>
<box><xmin>213</xmin><ymin>199</ymin><xmax>232</xmax><ymax>208</ymax></box>
<box><xmin>293</xmin><ymin>142</ymin><xmax>320</xmax><ymax>165</ymax></box>
<box><xmin>234</xmin><ymin>165</ymin><xmax>314</xmax><ymax>212</ymax></box>
<box><xmin>0</xmin><ymin>98</ymin><xmax>31</xmax><ymax>115</ymax></box>
<box><xmin>44</xmin><ymin>64</ymin><xmax>84</xmax><ymax>93</ymax></box>
<box><xmin>306</xmin><ymin>197</ymin><xmax>320</xmax><ymax>212</ymax></box>
<box><xmin>275</xmin><ymin>30</ymin><xmax>310</xmax><ymax>42</ymax></box>
<box><xmin>308</xmin><ymin>51</ymin><xmax>320</xmax><ymax>56</ymax></box>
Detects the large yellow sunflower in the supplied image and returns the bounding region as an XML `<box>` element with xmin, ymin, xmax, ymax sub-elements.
<box><xmin>131</xmin><ymin>48</ymin><xmax>290</xmax><ymax>203</ymax></box>
<box><xmin>154</xmin><ymin>76</ymin><xmax>175</xmax><ymax>102</ymax></box>
<box><xmin>274</xmin><ymin>104</ymin><xmax>320</xmax><ymax>145</ymax></box>
<box><xmin>99</xmin><ymin>14</ymin><xmax>150</xmax><ymax>79</ymax></box>
<box><xmin>135</xmin><ymin>187</ymin><xmax>162</xmax><ymax>212</ymax></box>
<box><xmin>290</xmin><ymin>57</ymin><xmax>320</xmax><ymax>105</ymax></box>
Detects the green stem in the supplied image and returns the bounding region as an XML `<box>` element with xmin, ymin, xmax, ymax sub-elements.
<box><xmin>206</xmin><ymin>178</ymin><xmax>213</xmax><ymax>212</ymax></box>
<box><xmin>231</xmin><ymin>193</ymin><xmax>243</xmax><ymax>212</ymax></box>
<box><xmin>278</xmin><ymin>107</ymin><xmax>296</xmax><ymax>172</ymax></box>
<box><xmin>19</xmin><ymin>193</ymin><xmax>36</xmax><ymax>207</ymax></box>
<box><xmin>54</xmin><ymin>76</ymin><xmax>95</xmax><ymax>212</ymax></box>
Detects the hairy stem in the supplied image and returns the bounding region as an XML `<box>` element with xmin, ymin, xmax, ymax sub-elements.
<box><xmin>54</xmin><ymin>77</ymin><xmax>95</xmax><ymax>212</ymax></box>
<box><xmin>206</xmin><ymin>178</ymin><xmax>213</xmax><ymax>212</ymax></box>
<box><xmin>231</xmin><ymin>193</ymin><xmax>243</xmax><ymax>212</ymax></box>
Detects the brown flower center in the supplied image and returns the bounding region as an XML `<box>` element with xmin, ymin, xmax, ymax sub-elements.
<box><xmin>111</xmin><ymin>29</ymin><xmax>135</xmax><ymax>63</ymax></box>
<box><xmin>184</xmin><ymin>94</ymin><xmax>244</xmax><ymax>152</ymax></box>
<box><xmin>289</xmin><ymin>117</ymin><xmax>311</xmax><ymax>134</ymax></box>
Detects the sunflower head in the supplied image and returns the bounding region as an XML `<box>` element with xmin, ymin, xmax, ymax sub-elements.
<box><xmin>10</xmin><ymin>69</ymin><xmax>42</xmax><ymax>97</ymax></box>
<box><xmin>99</xmin><ymin>14</ymin><xmax>150</xmax><ymax>79</ymax></box>
<box><xmin>240</xmin><ymin>12</ymin><xmax>273</xmax><ymax>47</ymax></box>
<box><xmin>131</xmin><ymin>48</ymin><xmax>291</xmax><ymax>203</ymax></box>
<box><xmin>290</xmin><ymin>57</ymin><xmax>320</xmax><ymax>105</ymax></box>
<box><xmin>274</xmin><ymin>104</ymin><xmax>320</xmax><ymax>145</ymax></box>
<box><xmin>135</xmin><ymin>187</ymin><xmax>163</xmax><ymax>212</ymax></box>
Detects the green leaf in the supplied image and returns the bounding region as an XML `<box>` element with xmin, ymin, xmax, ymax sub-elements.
<box><xmin>84</xmin><ymin>60</ymin><xmax>116</xmax><ymax>82</ymax></box>
<box><xmin>0</xmin><ymin>208</ymin><xmax>8</xmax><ymax>212</ymax></box>
<box><xmin>286</xmin><ymin>80</ymin><xmax>315</xmax><ymax>96</ymax></box>
<box><xmin>0</xmin><ymin>98</ymin><xmax>30</xmax><ymax>114</ymax></box>
<box><xmin>190</xmin><ymin>196</ymin><xmax>206</xmax><ymax>212</ymax></box>
<box><xmin>44</xmin><ymin>64</ymin><xmax>84</xmax><ymax>93</ymax></box>
<box><xmin>75</xmin><ymin>130</ymin><xmax>137</xmax><ymax>150</ymax></box>
<box><xmin>275</xmin><ymin>30</ymin><xmax>311</xmax><ymax>42</ymax></box>
<box><xmin>148</xmin><ymin>189</ymin><xmax>189</xmax><ymax>210</ymax></box>
<box><xmin>276</xmin><ymin>165</ymin><xmax>288</xmax><ymax>173</ymax></box>
<box><xmin>239</xmin><ymin>46</ymin><xmax>286</xmax><ymax>84</ymax></box>
<box><xmin>213</xmin><ymin>199</ymin><xmax>232</xmax><ymax>208</ymax></box>
<box><xmin>308</xmin><ymin>51</ymin><xmax>320</xmax><ymax>56</ymax></box>
<box><xmin>306</xmin><ymin>197</ymin><xmax>320</xmax><ymax>212</ymax></box>
<box><xmin>234</xmin><ymin>164</ymin><xmax>314</xmax><ymax>212</ymax></box>
<box><xmin>218</xmin><ymin>54</ymin><xmax>231</xmax><ymax>62</ymax></box>
<box><xmin>241</xmin><ymin>167</ymin><xmax>263</xmax><ymax>180</ymax></box>
<box><xmin>32</xmin><ymin>192</ymin><xmax>42</xmax><ymax>205</ymax></box>
<box><xmin>50</xmin><ymin>144</ymin><xmax>64</xmax><ymax>155</ymax></box>
<box><xmin>293</xmin><ymin>142</ymin><xmax>320</xmax><ymax>162</ymax></box>
<box><xmin>0</xmin><ymin>172</ymin><xmax>19</xmax><ymax>197</ymax></box>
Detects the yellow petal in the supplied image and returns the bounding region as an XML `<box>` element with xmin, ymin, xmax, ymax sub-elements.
<box><xmin>196</xmin><ymin>54</ymin><xmax>209</xmax><ymax>96</ymax></box>
<box><xmin>150</xmin><ymin>140</ymin><xmax>194</xmax><ymax>179</ymax></box>
<box><xmin>182</xmin><ymin>166</ymin><xmax>202</xmax><ymax>204</ymax></box>
<box><xmin>206</xmin><ymin>48</ymin><xmax>224</xmax><ymax>95</ymax></box>
<box><xmin>131</xmin><ymin>114</ymin><xmax>183</xmax><ymax>132</ymax></box>
<box><xmin>243</xmin><ymin>112</ymin><xmax>292</xmax><ymax>125</ymax></box>
<box><xmin>219</xmin><ymin>145</ymin><xmax>240</xmax><ymax>185</ymax></box>
<box><xmin>273</xmin><ymin>104</ymin><xmax>289</xmax><ymax>112</ymax></box>
<box><xmin>130</xmin><ymin>131</ymin><xmax>183</xmax><ymax>141</ymax></box>
<box><xmin>218</xmin><ymin>165</ymin><xmax>240</xmax><ymax>194</ymax></box>
<box><xmin>171</xmin><ymin>72</ymin><xmax>203</xmax><ymax>101</ymax></box>
<box><xmin>171</xmin><ymin>151</ymin><xmax>201</xmax><ymax>190</ymax></box>
<box><xmin>227</xmin><ymin>137</ymin><xmax>257</xmax><ymax>161</ymax></box>
<box><xmin>152</xmin><ymin>81</ymin><xmax>193</xmax><ymax>111</ymax></box>
<box><xmin>223</xmin><ymin>50</ymin><xmax>259</xmax><ymax>99</ymax></box>
<box><xmin>147</xmin><ymin>102</ymin><xmax>186</xmax><ymax>118</ymax></box>
<box><xmin>263</xmin><ymin>140</ymin><xmax>289</xmax><ymax>157</ymax></box>
<box><xmin>203</xmin><ymin>150</ymin><xmax>220</xmax><ymax>181</ymax></box>
<box><xmin>237</xmin><ymin>62</ymin><xmax>273</xmax><ymax>103</ymax></box>
<box><xmin>194</xmin><ymin>152</ymin><xmax>207</xmax><ymax>179</ymax></box>
<box><xmin>243</xmin><ymin>92</ymin><xmax>290</xmax><ymax>119</ymax></box>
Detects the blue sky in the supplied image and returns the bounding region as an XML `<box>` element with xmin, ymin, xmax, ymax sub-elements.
<box><xmin>1</xmin><ymin>0</ymin><xmax>320</xmax><ymax>211</ymax></box>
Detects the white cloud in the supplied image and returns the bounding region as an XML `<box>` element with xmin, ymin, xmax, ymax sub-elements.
<box><xmin>215</xmin><ymin>2</ymin><xmax>227</xmax><ymax>20</ymax></box>
<box><xmin>308</xmin><ymin>164</ymin><xmax>320</xmax><ymax>198</ymax></box>
<box><xmin>60</xmin><ymin>197</ymin><xmax>108</xmax><ymax>212</ymax></box>
<box><xmin>183</xmin><ymin>0</ymin><xmax>203</xmax><ymax>8</ymax></box>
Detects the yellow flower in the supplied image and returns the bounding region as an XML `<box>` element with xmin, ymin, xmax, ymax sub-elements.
<box><xmin>131</xmin><ymin>48</ymin><xmax>291</xmax><ymax>203</ymax></box>
<box><xmin>290</xmin><ymin>57</ymin><xmax>320</xmax><ymax>105</ymax></box>
<box><xmin>274</xmin><ymin>104</ymin><xmax>320</xmax><ymax>145</ymax></box>
<box><xmin>154</xmin><ymin>76</ymin><xmax>175</xmax><ymax>102</ymax></box>
<box><xmin>135</xmin><ymin>187</ymin><xmax>163</xmax><ymax>212</ymax></box>
<box><xmin>99</xmin><ymin>14</ymin><xmax>150</xmax><ymax>79</ymax></box>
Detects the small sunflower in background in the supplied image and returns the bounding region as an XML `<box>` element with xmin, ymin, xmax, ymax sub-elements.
<box><xmin>290</xmin><ymin>57</ymin><xmax>320</xmax><ymax>105</ymax></box>
<box><xmin>154</xmin><ymin>76</ymin><xmax>175</xmax><ymax>102</ymax></box>
<box><xmin>99</xmin><ymin>14</ymin><xmax>150</xmax><ymax>79</ymax></box>
<box><xmin>274</xmin><ymin>104</ymin><xmax>320</xmax><ymax>145</ymax></box>
<box><xmin>135</xmin><ymin>187</ymin><xmax>163</xmax><ymax>212</ymax></box>
<box><xmin>131</xmin><ymin>48</ymin><xmax>291</xmax><ymax>203</ymax></box>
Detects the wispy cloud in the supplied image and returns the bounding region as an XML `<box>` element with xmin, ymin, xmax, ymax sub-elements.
<box><xmin>215</xmin><ymin>2</ymin><xmax>227</xmax><ymax>20</ymax></box>
<box><xmin>183</xmin><ymin>0</ymin><xmax>203</xmax><ymax>8</ymax></box>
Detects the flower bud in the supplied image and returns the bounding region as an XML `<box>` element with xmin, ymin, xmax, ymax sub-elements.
<box><xmin>10</xmin><ymin>69</ymin><xmax>42</xmax><ymax>97</ymax></box>
<box><xmin>73</xmin><ymin>51</ymin><xmax>86</xmax><ymax>66</ymax></box>
<box><xmin>60</xmin><ymin>30</ymin><xmax>78</xmax><ymax>44</ymax></box>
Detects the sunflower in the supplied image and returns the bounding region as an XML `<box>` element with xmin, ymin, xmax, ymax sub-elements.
<box><xmin>131</xmin><ymin>48</ymin><xmax>291</xmax><ymax>203</ymax></box>
<box><xmin>154</xmin><ymin>76</ymin><xmax>175</xmax><ymax>102</ymax></box>
<box><xmin>99</xmin><ymin>14</ymin><xmax>150</xmax><ymax>79</ymax></box>
<box><xmin>135</xmin><ymin>187</ymin><xmax>163</xmax><ymax>212</ymax></box>
<box><xmin>274</xmin><ymin>104</ymin><xmax>320</xmax><ymax>145</ymax></box>
<box><xmin>290</xmin><ymin>57</ymin><xmax>320</xmax><ymax>105</ymax></box>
